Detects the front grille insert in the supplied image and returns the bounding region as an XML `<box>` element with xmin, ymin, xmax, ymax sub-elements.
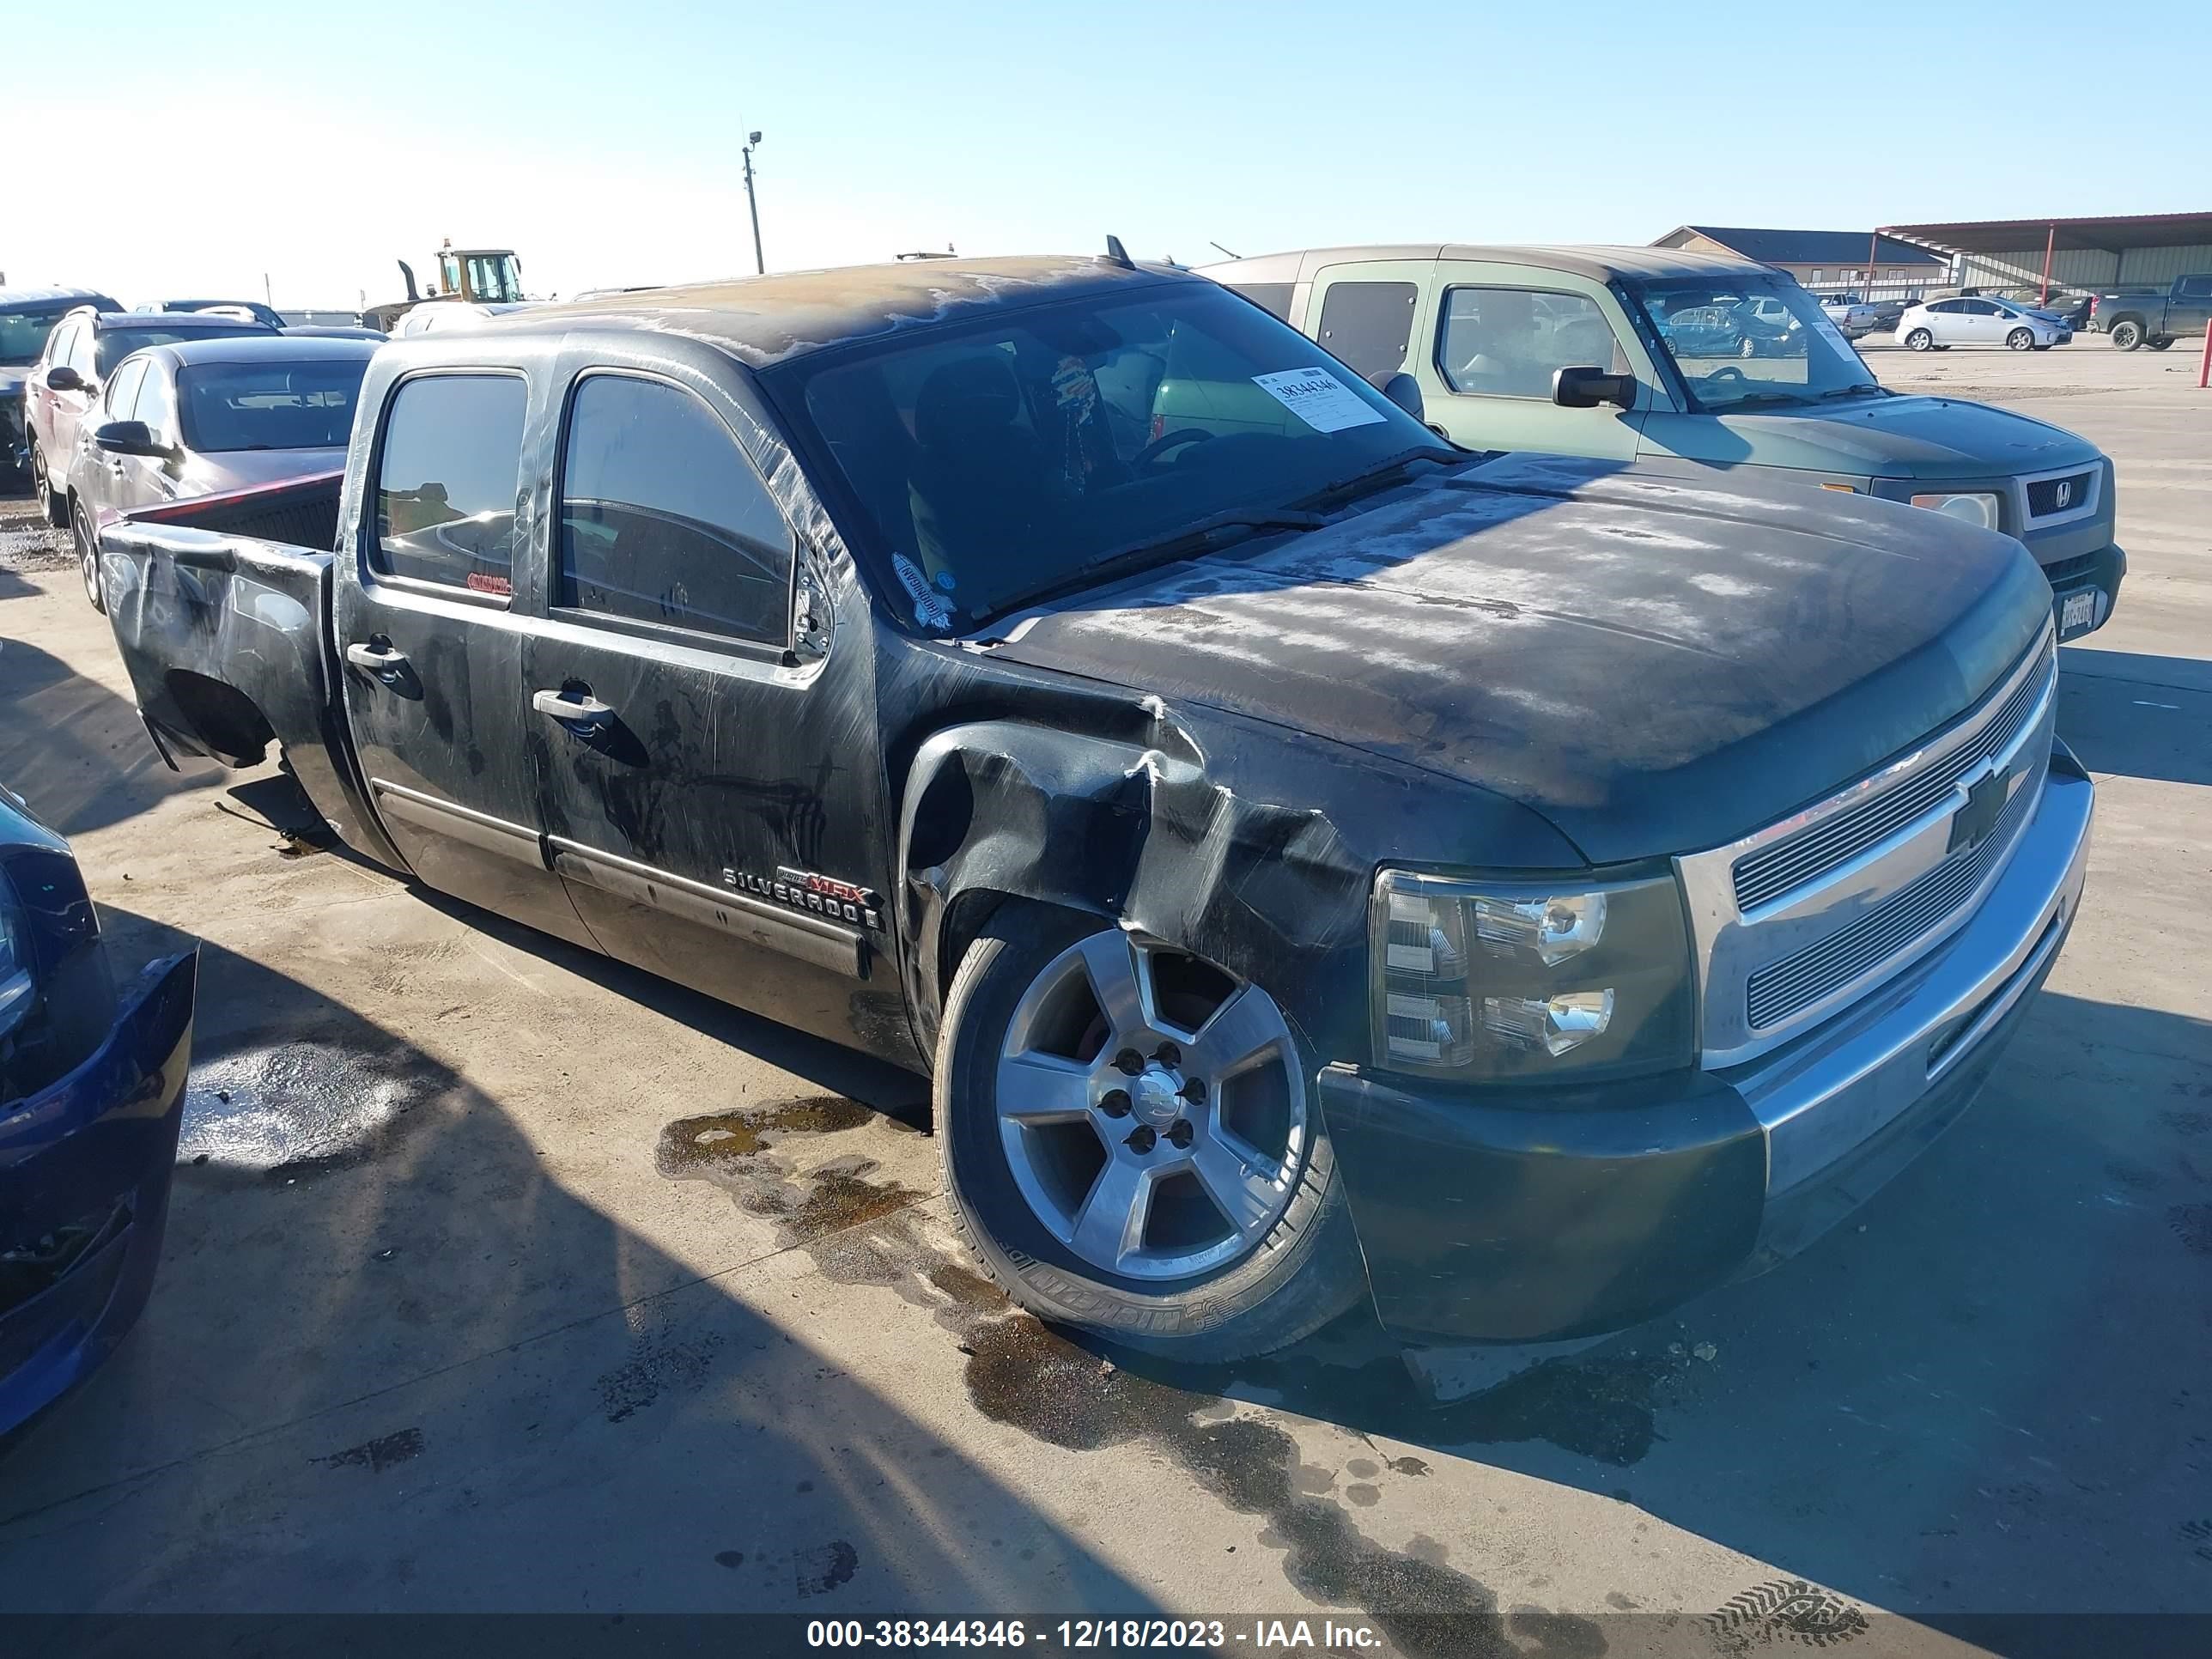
<box><xmin>1744</xmin><ymin>769</ymin><xmax>2038</xmax><ymax>1031</ymax></box>
<box><xmin>2026</xmin><ymin>471</ymin><xmax>2096</xmax><ymax>520</ymax></box>
<box><xmin>1732</xmin><ymin>641</ymin><xmax>2054</xmax><ymax>915</ymax></box>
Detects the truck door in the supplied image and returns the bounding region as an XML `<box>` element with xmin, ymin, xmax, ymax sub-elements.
<box><xmin>333</xmin><ymin>368</ymin><xmax>597</xmax><ymax>949</ymax></box>
<box><xmin>524</xmin><ymin>356</ymin><xmax>896</xmax><ymax>1050</ymax></box>
<box><xmin>2172</xmin><ymin>275</ymin><xmax>2212</xmax><ymax>336</ymax></box>
<box><xmin>1419</xmin><ymin>258</ymin><xmax>1651</xmax><ymax>463</ymax></box>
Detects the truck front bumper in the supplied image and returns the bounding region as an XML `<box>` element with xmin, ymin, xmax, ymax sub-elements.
<box><xmin>1321</xmin><ymin>750</ymin><xmax>2094</xmax><ymax>1346</ymax></box>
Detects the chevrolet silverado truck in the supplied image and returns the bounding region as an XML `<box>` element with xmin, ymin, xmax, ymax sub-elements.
<box><xmin>95</xmin><ymin>256</ymin><xmax>2093</xmax><ymax>1361</ymax></box>
<box><xmin>2087</xmin><ymin>274</ymin><xmax>2212</xmax><ymax>350</ymax></box>
<box><xmin>1200</xmin><ymin>246</ymin><xmax>2126</xmax><ymax>641</ymax></box>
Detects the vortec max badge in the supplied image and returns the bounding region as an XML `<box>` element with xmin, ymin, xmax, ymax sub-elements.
<box><xmin>722</xmin><ymin>865</ymin><xmax>884</xmax><ymax>932</ymax></box>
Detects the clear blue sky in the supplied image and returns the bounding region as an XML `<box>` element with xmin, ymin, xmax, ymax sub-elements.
<box><xmin>11</xmin><ymin>0</ymin><xmax>2208</xmax><ymax>309</ymax></box>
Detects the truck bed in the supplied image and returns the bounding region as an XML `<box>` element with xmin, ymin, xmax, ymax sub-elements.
<box><xmin>99</xmin><ymin>473</ymin><xmax>408</xmax><ymax>873</ymax></box>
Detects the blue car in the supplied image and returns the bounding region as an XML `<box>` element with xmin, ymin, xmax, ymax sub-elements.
<box><xmin>0</xmin><ymin>784</ymin><xmax>196</xmax><ymax>1437</ymax></box>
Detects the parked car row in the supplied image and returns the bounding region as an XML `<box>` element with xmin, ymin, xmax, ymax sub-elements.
<box><xmin>76</xmin><ymin>248</ymin><xmax>2100</xmax><ymax>1370</ymax></box>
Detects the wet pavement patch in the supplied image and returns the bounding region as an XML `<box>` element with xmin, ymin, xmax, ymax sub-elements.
<box><xmin>656</xmin><ymin>1097</ymin><xmax>921</xmax><ymax>1247</ymax></box>
<box><xmin>657</xmin><ymin>1097</ymin><xmax>876</xmax><ymax>1167</ymax></box>
<box><xmin>793</xmin><ymin>1540</ymin><xmax>859</xmax><ymax>1597</ymax></box>
<box><xmin>178</xmin><ymin>1035</ymin><xmax>440</xmax><ymax>1179</ymax></box>
<box><xmin>596</xmin><ymin>1333</ymin><xmax>723</xmax><ymax>1424</ymax></box>
<box><xmin>313</xmin><ymin>1427</ymin><xmax>423</xmax><ymax>1474</ymax></box>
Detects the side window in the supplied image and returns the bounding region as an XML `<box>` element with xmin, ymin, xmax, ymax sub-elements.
<box><xmin>374</xmin><ymin>374</ymin><xmax>526</xmax><ymax>595</ymax></box>
<box><xmin>136</xmin><ymin>365</ymin><xmax>178</xmax><ymax>441</ymax></box>
<box><xmin>556</xmin><ymin>374</ymin><xmax>793</xmax><ymax>647</ymax></box>
<box><xmin>41</xmin><ymin>322</ymin><xmax>76</xmax><ymax>370</ymax></box>
<box><xmin>1227</xmin><ymin>283</ymin><xmax>1295</xmax><ymax>322</ymax></box>
<box><xmin>66</xmin><ymin>326</ymin><xmax>98</xmax><ymax>378</ymax></box>
<box><xmin>104</xmin><ymin>360</ymin><xmax>148</xmax><ymax>420</ymax></box>
<box><xmin>2177</xmin><ymin>276</ymin><xmax>2212</xmax><ymax>301</ymax></box>
<box><xmin>1963</xmin><ymin>300</ymin><xmax>2000</xmax><ymax>317</ymax></box>
<box><xmin>1314</xmin><ymin>281</ymin><xmax>1417</xmax><ymax>380</ymax></box>
<box><xmin>1436</xmin><ymin>288</ymin><xmax>1628</xmax><ymax>399</ymax></box>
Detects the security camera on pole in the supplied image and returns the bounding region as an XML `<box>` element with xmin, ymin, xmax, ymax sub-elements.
<box><xmin>743</xmin><ymin>131</ymin><xmax>765</xmax><ymax>276</ymax></box>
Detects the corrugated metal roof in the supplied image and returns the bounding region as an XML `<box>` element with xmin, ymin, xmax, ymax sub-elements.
<box><xmin>1201</xmin><ymin>244</ymin><xmax>1778</xmax><ymax>284</ymax></box>
<box><xmin>1884</xmin><ymin>212</ymin><xmax>2212</xmax><ymax>254</ymax></box>
<box><xmin>1659</xmin><ymin>227</ymin><xmax>1944</xmax><ymax>266</ymax></box>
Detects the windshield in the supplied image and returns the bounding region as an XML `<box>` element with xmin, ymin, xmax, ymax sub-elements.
<box><xmin>0</xmin><ymin>307</ymin><xmax>73</xmax><ymax>367</ymax></box>
<box><xmin>96</xmin><ymin>324</ymin><xmax>270</xmax><ymax>377</ymax></box>
<box><xmin>178</xmin><ymin>359</ymin><xmax>368</xmax><ymax>453</ymax></box>
<box><xmin>772</xmin><ymin>283</ymin><xmax>1449</xmax><ymax>630</ymax></box>
<box><xmin>1630</xmin><ymin>276</ymin><xmax>1878</xmax><ymax>411</ymax></box>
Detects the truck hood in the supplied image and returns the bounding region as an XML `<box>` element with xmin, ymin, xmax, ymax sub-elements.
<box><xmin>1674</xmin><ymin>393</ymin><xmax>2101</xmax><ymax>480</ymax></box>
<box><xmin>984</xmin><ymin>455</ymin><xmax>2051</xmax><ymax>866</ymax></box>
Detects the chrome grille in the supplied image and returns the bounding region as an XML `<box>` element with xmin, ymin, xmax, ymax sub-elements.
<box><xmin>1732</xmin><ymin>640</ymin><xmax>2055</xmax><ymax>914</ymax></box>
<box><xmin>1745</xmin><ymin>768</ymin><xmax>2038</xmax><ymax>1031</ymax></box>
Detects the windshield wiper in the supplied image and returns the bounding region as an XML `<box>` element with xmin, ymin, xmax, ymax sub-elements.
<box><xmin>1702</xmin><ymin>391</ymin><xmax>1816</xmax><ymax>412</ymax></box>
<box><xmin>1815</xmin><ymin>383</ymin><xmax>1886</xmax><ymax>401</ymax></box>
<box><xmin>970</xmin><ymin>507</ymin><xmax>1325</xmax><ymax>628</ymax></box>
<box><xmin>1287</xmin><ymin>446</ymin><xmax>1452</xmax><ymax>514</ymax></box>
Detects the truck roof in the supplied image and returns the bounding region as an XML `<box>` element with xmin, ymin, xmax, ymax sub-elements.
<box><xmin>480</xmin><ymin>255</ymin><xmax>1194</xmax><ymax>368</ymax></box>
<box><xmin>1199</xmin><ymin>244</ymin><xmax>1776</xmax><ymax>285</ymax></box>
<box><xmin>133</xmin><ymin>334</ymin><xmax>381</xmax><ymax>368</ymax></box>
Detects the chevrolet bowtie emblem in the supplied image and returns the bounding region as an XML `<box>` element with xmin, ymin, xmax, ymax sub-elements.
<box><xmin>1948</xmin><ymin>768</ymin><xmax>2010</xmax><ymax>856</ymax></box>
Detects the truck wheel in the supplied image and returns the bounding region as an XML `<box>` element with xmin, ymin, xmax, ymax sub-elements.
<box><xmin>1905</xmin><ymin>328</ymin><xmax>1934</xmax><ymax>351</ymax></box>
<box><xmin>2006</xmin><ymin>328</ymin><xmax>2034</xmax><ymax>351</ymax></box>
<box><xmin>31</xmin><ymin>441</ymin><xmax>67</xmax><ymax>528</ymax></box>
<box><xmin>2147</xmin><ymin>336</ymin><xmax>2174</xmax><ymax>351</ymax></box>
<box><xmin>72</xmin><ymin>498</ymin><xmax>105</xmax><ymax>614</ymax></box>
<box><xmin>2110</xmin><ymin>320</ymin><xmax>2143</xmax><ymax>351</ymax></box>
<box><xmin>937</xmin><ymin>906</ymin><xmax>1364</xmax><ymax>1361</ymax></box>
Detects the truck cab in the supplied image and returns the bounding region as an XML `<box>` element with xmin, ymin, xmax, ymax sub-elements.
<box><xmin>1200</xmin><ymin>245</ymin><xmax>2125</xmax><ymax>642</ymax></box>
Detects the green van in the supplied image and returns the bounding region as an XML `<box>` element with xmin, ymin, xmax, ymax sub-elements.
<box><xmin>1191</xmin><ymin>245</ymin><xmax>2124</xmax><ymax>640</ymax></box>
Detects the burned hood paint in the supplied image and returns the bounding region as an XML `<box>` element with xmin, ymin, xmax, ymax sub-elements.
<box><xmin>985</xmin><ymin>455</ymin><xmax>2051</xmax><ymax>866</ymax></box>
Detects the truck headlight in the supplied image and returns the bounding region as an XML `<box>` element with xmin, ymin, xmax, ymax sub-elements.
<box><xmin>1370</xmin><ymin>869</ymin><xmax>1694</xmax><ymax>1084</ymax></box>
<box><xmin>1910</xmin><ymin>491</ymin><xmax>2001</xmax><ymax>531</ymax></box>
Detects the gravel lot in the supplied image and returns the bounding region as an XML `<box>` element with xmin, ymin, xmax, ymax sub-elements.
<box><xmin>1</xmin><ymin>335</ymin><xmax>2207</xmax><ymax>1651</ymax></box>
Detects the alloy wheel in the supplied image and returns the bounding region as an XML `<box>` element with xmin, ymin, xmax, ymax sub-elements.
<box><xmin>993</xmin><ymin>931</ymin><xmax>1307</xmax><ymax>1281</ymax></box>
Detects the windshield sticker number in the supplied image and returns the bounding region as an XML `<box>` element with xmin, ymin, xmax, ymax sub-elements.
<box><xmin>892</xmin><ymin>553</ymin><xmax>954</xmax><ymax>630</ymax></box>
<box><xmin>1250</xmin><ymin>368</ymin><xmax>1387</xmax><ymax>434</ymax></box>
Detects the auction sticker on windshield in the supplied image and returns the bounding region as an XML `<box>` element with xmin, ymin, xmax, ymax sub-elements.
<box><xmin>1251</xmin><ymin>367</ymin><xmax>1385</xmax><ymax>434</ymax></box>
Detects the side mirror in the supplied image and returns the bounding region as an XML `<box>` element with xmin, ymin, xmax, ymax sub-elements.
<box><xmin>1369</xmin><ymin>370</ymin><xmax>1425</xmax><ymax>422</ymax></box>
<box><xmin>94</xmin><ymin>420</ymin><xmax>172</xmax><ymax>459</ymax></box>
<box><xmin>1553</xmin><ymin>366</ymin><xmax>1636</xmax><ymax>410</ymax></box>
<box><xmin>45</xmin><ymin>365</ymin><xmax>84</xmax><ymax>393</ymax></box>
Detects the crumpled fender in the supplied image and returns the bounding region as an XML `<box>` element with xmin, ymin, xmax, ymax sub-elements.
<box><xmin>892</xmin><ymin>694</ymin><xmax>1575</xmax><ymax>1067</ymax></box>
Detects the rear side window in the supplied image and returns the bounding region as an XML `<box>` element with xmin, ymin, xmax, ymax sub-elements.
<box><xmin>1314</xmin><ymin>281</ymin><xmax>1417</xmax><ymax>380</ymax></box>
<box><xmin>103</xmin><ymin>359</ymin><xmax>149</xmax><ymax>419</ymax></box>
<box><xmin>65</xmin><ymin>327</ymin><xmax>96</xmax><ymax>378</ymax></box>
<box><xmin>374</xmin><ymin>374</ymin><xmax>526</xmax><ymax>595</ymax></box>
<box><xmin>1227</xmin><ymin>283</ymin><xmax>1294</xmax><ymax>321</ymax></box>
<box><xmin>556</xmin><ymin>374</ymin><xmax>793</xmax><ymax>646</ymax></box>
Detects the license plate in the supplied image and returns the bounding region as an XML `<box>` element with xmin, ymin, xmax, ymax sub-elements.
<box><xmin>2057</xmin><ymin>589</ymin><xmax>2098</xmax><ymax>639</ymax></box>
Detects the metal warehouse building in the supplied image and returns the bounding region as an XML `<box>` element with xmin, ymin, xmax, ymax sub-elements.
<box><xmin>1650</xmin><ymin>226</ymin><xmax>1946</xmax><ymax>300</ymax></box>
<box><xmin>1882</xmin><ymin>211</ymin><xmax>2212</xmax><ymax>298</ymax></box>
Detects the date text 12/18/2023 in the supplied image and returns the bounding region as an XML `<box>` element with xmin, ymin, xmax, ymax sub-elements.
<box><xmin>804</xmin><ymin>1619</ymin><xmax>1386</xmax><ymax>1650</ymax></box>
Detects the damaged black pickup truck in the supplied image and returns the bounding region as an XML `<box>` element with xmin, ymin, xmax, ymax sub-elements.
<box><xmin>97</xmin><ymin>257</ymin><xmax>2093</xmax><ymax>1360</ymax></box>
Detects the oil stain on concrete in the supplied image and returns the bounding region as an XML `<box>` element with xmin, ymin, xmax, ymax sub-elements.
<box><xmin>657</xmin><ymin>1096</ymin><xmax>921</xmax><ymax>1245</ymax></box>
<box><xmin>313</xmin><ymin>1426</ymin><xmax>424</xmax><ymax>1474</ymax></box>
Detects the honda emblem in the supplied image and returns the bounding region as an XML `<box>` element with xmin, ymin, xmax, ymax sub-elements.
<box><xmin>2054</xmin><ymin>480</ymin><xmax>2072</xmax><ymax>509</ymax></box>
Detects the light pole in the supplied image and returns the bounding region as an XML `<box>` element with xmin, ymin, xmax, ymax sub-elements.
<box><xmin>742</xmin><ymin>131</ymin><xmax>765</xmax><ymax>275</ymax></box>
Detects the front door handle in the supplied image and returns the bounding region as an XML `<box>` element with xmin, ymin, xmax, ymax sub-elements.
<box><xmin>532</xmin><ymin>687</ymin><xmax>616</xmax><ymax>731</ymax></box>
<box><xmin>345</xmin><ymin>638</ymin><xmax>409</xmax><ymax>678</ymax></box>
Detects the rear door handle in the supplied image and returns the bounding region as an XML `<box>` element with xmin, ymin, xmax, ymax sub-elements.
<box><xmin>345</xmin><ymin>639</ymin><xmax>408</xmax><ymax>677</ymax></box>
<box><xmin>532</xmin><ymin>687</ymin><xmax>616</xmax><ymax>731</ymax></box>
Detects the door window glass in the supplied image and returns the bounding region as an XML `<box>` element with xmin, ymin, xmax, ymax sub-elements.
<box><xmin>38</xmin><ymin>321</ymin><xmax>76</xmax><ymax>370</ymax></box>
<box><xmin>103</xmin><ymin>359</ymin><xmax>148</xmax><ymax>420</ymax></box>
<box><xmin>1437</xmin><ymin>289</ymin><xmax>1628</xmax><ymax>398</ymax></box>
<box><xmin>374</xmin><ymin>374</ymin><xmax>526</xmax><ymax>595</ymax></box>
<box><xmin>136</xmin><ymin>364</ymin><xmax>179</xmax><ymax>441</ymax></box>
<box><xmin>65</xmin><ymin>327</ymin><xmax>97</xmax><ymax>377</ymax></box>
<box><xmin>556</xmin><ymin>374</ymin><xmax>793</xmax><ymax>645</ymax></box>
<box><xmin>1313</xmin><ymin>281</ymin><xmax>1417</xmax><ymax>380</ymax></box>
